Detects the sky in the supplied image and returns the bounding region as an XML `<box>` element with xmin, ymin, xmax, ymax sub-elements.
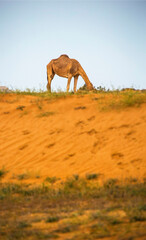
<box><xmin>0</xmin><ymin>0</ymin><xmax>146</xmax><ymax>91</ymax></box>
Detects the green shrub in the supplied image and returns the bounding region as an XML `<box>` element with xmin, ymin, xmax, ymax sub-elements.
<box><xmin>45</xmin><ymin>176</ymin><xmax>58</xmax><ymax>184</ymax></box>
<box><xmin>46</xmin><ymin>215</ymin><xmax>60</xmax><ymax>223</ymax></box>
<box><xmin>127</xmin><ymin>210</ymin><xmax>146</xmax><ymax>222</ymax></box>
<box><xmin>86</xmin><ymin>173</ymin><xmax>100</xmax><ymax>180</ymax></box>
<box><xmin>17</xmin><ymin>221</ymin><xmax>31</xmax><ymax>228</ymax></box>
<box><xmin>104</xmin><ymin>178</ymin><xmax>118</xmax><ymax>189</ymax></box>
<box><xmin>0</xmin><ymin>168</ymin><xmax>7</xmax><ymax>179</ymax></box>
<box><xmin>16</xmin><ymin>105</ymin><xmax>25</xmax><ymax>111</ymax></box>
<box><xmin>17</xmin><ymin>173</ymin><xmax>30</xmax><ymax>180</ymax></box>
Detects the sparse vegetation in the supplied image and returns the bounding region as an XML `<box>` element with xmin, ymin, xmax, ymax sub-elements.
<box><xmin>17</xmin><ymin>221</ymin><xmax>32</xmax><ymax>228</ymax></box>
<box><xmin>98</xmin><ymin>90</ymin><xmax>146</xmax><ymax>111</ymax></box>
<box><xmin>17</xmin><ymin>172</ymin><xmax>30</xmax><ymax>180</ymax></box>
<box><xmin>86</xmin><ymin>173</ymin><xmax>100</xmax><ymax>180</ymax></box>
<box><xmin>37</xmin><ymin>111</ymin><xmax>55</xmax><ymax>117</ymax></box>
<box><xmin>46</xmin><ymin>215</ymin><xmax>60</xmax><ymax>223</ymax></box>
<box><xmin>73</xmin><ymin>174</ymin><xmax>79</xmax><ymax>180</ymax></box>
<box><xmin>0</xmin><ymin>177</ymin><xmax>145</xmax><ymax>239</ymax></box>
<box><xmin>0</xmin><ymin>168</ymin><xmax>7</xmax><ymax>179</ymax></box>
<box><xmin>74</xmin><ymin>106</ymin><xmax>86</xmax><ymax>110</ymax></box>
<box><xmin>55</xmin><ymin>220</ymin><xmax>80</xmax><ymax>233</ymax></box>
<box><xmin>35</xmin><ymin>98</ymin><xmax>43</xmax><ymax>110</ymax></box>
<box><xmin>11</xmin><ymin>171</ymin><xmax>40</xmax><ymax>181</ymax></box>
<box><xmin>103</xmin><ymin>178</ymin><xmax>119</xmax><ymax>188</ymax></box>
<box><xmin>1</xmin><ymin>88</ymin><xmax>146</xmax><ymax>111</ymax></box>
<box><xmin>127</xmin><ymin>209</ymin><xmax>146</xmax><ymax>222</ymax></box>
<box><xmin>16</xmin><ymin>105</ymin><xmax>25</xmax><ymax>110</ymax></box>
<box><xmin>12</xmin><ymin>88</ymin><xmax>74</xmax><ymax>98</ymax></box>
<box><xmin>45</xmin><ymin>176</ymin><xmax>59</xmax><ymax>184</ymax></box>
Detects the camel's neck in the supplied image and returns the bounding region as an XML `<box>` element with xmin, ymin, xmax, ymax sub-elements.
<box><xmin>79</xmin><ymin>66</ymin><xmax>94</xmax><ymax>90</ymax></box>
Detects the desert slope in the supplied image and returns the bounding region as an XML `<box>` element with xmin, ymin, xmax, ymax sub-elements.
<box><xmin>0</xmin><ymin>93</ymin><xmax>146</xmax><ymax>183</ymax></box>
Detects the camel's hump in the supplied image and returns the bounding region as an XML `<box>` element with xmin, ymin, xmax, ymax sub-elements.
<box><xmin>60</xmin><ymin>54</ymin><xmax>69</xmax><ymax>58</ymax></box>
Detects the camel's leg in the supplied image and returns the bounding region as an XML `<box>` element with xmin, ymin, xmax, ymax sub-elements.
<box><xmin>67</xmin><ymin>75</ymin><xmax>72</xmax><ymax>92</ymax></box>
<box><xmin>47</xmin><ymin>73</ymin><xmax>55</xmax><ymax>92</ymax></box>
<box><xmin>47</xmin><ymin>83</ymin><xmax>50</xmax><ymax>91</ymax></box>
<box><xmin>74</xmin><ymin>75</ymin><xmax>78</xmax><ymax>93</ymax></box>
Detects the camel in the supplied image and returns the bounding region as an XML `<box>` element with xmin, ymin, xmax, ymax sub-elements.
<box><xmin>46</xmin><ymin>54</ymin><xmax>94</xmax><ymax>92</ymax></box>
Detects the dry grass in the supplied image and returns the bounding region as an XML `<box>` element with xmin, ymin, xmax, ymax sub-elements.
<box><xmin>0</xmin><ymin>177</ymin><xmax>146</xmax><ymax>239</ymax></box>
<box><xmin>96</xmin><ymin>90</ymin><xmax>146</xmax><ymax>111</ymax></box>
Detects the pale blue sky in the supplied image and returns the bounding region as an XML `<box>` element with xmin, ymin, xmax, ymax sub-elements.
<box><xmin>0</xmin><ymin>0</ymin><xmax>146</xmax><ymax>91</ymax></box>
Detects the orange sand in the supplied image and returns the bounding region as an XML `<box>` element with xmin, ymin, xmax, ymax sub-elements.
<box><xmin>0</xmin><ymin>93</ymin><xmax>146</xmax><ymax>183</ymax></box>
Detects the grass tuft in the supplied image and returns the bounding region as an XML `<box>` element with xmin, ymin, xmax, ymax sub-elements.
<box><xmin>0</xmin><ymin>168</ymin><xmax>7</xmax><ymax>179</ymax></box>
<box><xmin>103</xmin><ymin>178</ymin><xmax>119</xmax><ymax>188</ymax></box>
<box><xmin>37</xmin><ymin>111</ymin><xmax>55</xmax><ymax>117</ymax></box>
<box><xmin>86</xmin><ymin>173</ymin><xmax>100</xmax><ymax>180</ymax></box>
<box><xmin>17</xmin><ymin>173</ymin><xmax>30</xmax><ymax>180</ymax></box>
<box><xmin>16</xmin><ymin>105</ymin><xmax>25</xmax><ymax>111</ymax></box>
<box><xmin>46</xmin><ymin>215</ymin><xmax>60</xmax><ymax>223</ymax></box>
<box><xmin>55</xmin><ymin>220</ymin><xmax>80</xmax><ymax>233</ymax></box>
<box><xmin>17</xmin><ymin>221</ymin><xmax>32</xmax><ymax>228</ymax></box>
<box><xmin>45</xmin><ymin>176</ymin><xmax>59</xmax><ymax>184</ymax></box>
<box><xmin>127</xmin><ymin>210</ymin><xmax>146</xmax><ymax>222</ymax></box>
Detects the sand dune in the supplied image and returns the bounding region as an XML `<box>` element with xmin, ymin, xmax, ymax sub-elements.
<box><xmin>0</xmin><ymin>93</ymin><xmax>146</xmax><ymax>183</ymax></box>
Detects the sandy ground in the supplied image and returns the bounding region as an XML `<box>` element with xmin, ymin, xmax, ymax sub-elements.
<box><xmin>0</xmin><ymin>93</ymin><xmax>146</xmax><ymax>183</ymax></box>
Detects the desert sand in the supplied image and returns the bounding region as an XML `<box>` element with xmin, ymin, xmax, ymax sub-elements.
<box><xmin>0</xmin><ymin>92</ymin><xmax>146</xmax><ymax>183</ymax></box>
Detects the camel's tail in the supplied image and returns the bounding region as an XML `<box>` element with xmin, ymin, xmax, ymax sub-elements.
<box><xmin>79</xmin><ymin>66</ymin><xmax>94</xmax><ymax>91</ymax></box>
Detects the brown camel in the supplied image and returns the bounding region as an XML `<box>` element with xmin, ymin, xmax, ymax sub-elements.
<box><xmin>46</xmin><ymin>54</ymin><xmax>94</xmax><ymax>92</ymax></box>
